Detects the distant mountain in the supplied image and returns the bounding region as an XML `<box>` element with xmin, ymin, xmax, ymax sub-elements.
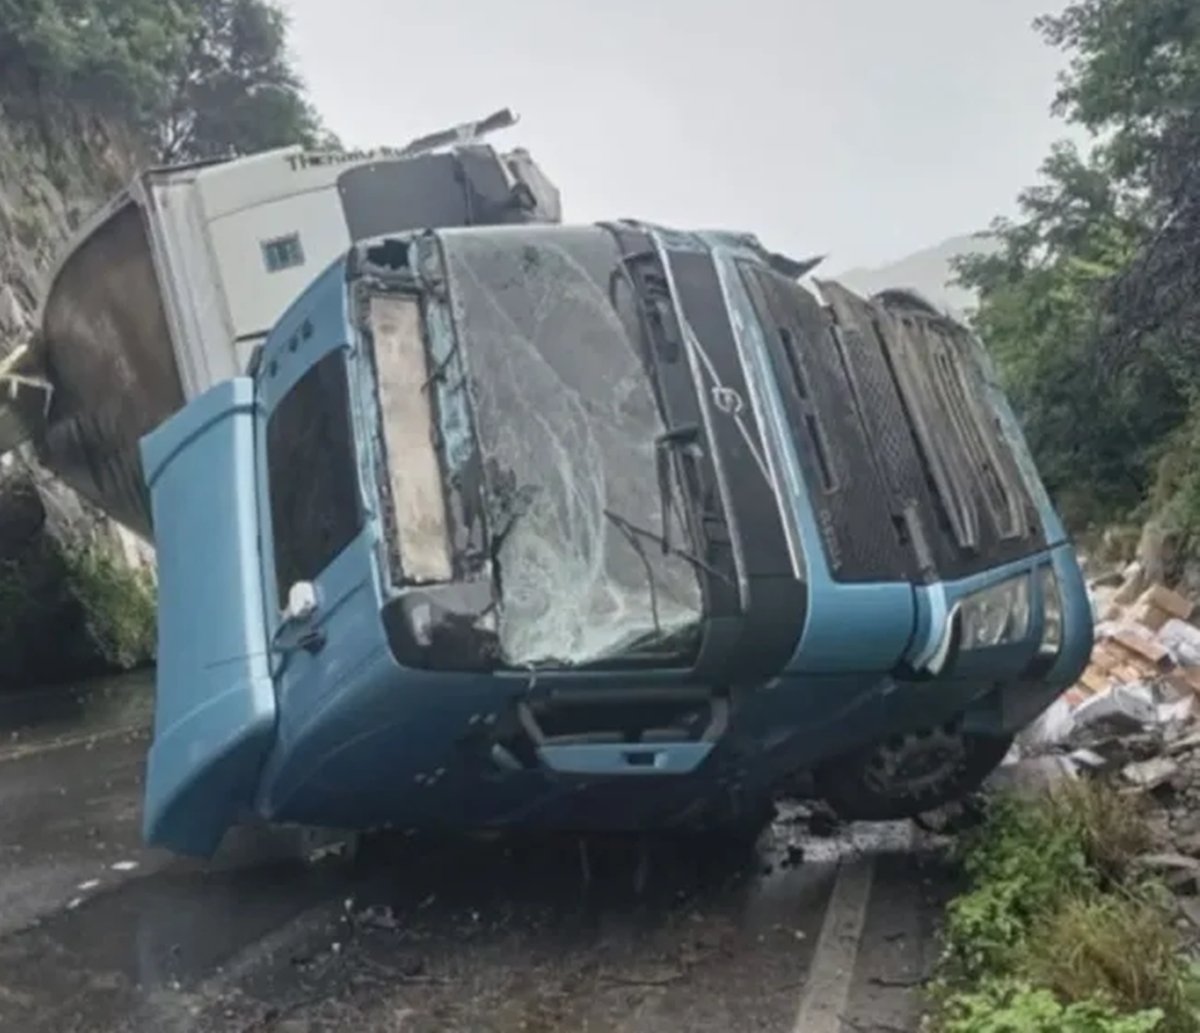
<box><xmin>833</xmin><ymin>233</ymin><xmax>1000</xmax><ymax>318</ymax></box>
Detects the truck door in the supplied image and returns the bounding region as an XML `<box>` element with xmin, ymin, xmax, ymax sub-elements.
<box><xmin>140</xmin><ymin>378</ymin><xmax>275</xmax><ymax>857</ymax></box>
<box><xmin>251</xmin><ymin>330</ymin><xmax>388</xmax><ymax>823</ymax></box>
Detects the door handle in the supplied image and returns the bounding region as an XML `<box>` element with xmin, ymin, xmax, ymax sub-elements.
<box><xmin>536</xmin><ymin>742</ymin><xmax>714</xmax><ymax>776</ymax></box>
<box><xmin>272</xmin><ymin>617</ymin><xmax>326</xmax><ymax>655</ymax></box>
<box><xmin>295</xmin><ymin>626</ymin><xmax>326</xmax><ymax>654</ymax></box>
<box><xmin>271</xmin><ymin>580</ymin><xmax>324</xmax><ymax>654</ymax></box>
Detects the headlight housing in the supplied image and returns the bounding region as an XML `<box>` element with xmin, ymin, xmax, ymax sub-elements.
<box><xmin>1038</xmin><ymin>566</ymin><xmax>1063</xmax><ymax>659</ymax></box>
<box><xmin>960</xmin><ymin>575</ymin><xmax>1031</xmax><ymax>650</ymax></box>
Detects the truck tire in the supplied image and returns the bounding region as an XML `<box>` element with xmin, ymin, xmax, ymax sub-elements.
<box><xmin>813</xmin><ymin>722</ymin><xmax>1013</xmax><ymax>822</ymax></box>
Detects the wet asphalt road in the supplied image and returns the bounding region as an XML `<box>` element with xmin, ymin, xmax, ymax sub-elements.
<box><xmin>0</xmin><ymin>678</ymin><xmax>951</xmax><ymax>1033</ymax></box>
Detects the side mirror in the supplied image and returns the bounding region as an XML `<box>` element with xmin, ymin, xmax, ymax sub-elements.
<box><xmin>283</xmin><ymin>581</ymin><xmax>318</xmax><ymax>624</ymax></box>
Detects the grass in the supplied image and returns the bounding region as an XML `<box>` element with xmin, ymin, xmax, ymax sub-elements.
<box><xmin>1030</xmin><ymin>895</ymin><xmax>1193</xmax><ymax>1019</ymax></box>
<box><xmin>925</xmin><ymin>780</ymin><xmax>1200</xmax><ymax>1033</ymax></box>
<box><xmin>1056</xmin><ymin>779</ymin><xmax>1155</xmax><ymax>881</ymax></box>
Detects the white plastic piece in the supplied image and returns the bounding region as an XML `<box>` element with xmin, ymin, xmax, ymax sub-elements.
<box><xmin>283</xmin><ymin>581</ymin><xmax>318</xmax><ymax>624</ymax></box>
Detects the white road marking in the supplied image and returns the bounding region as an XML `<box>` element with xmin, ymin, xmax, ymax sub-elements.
<box><xmin>793</xmin><ymin>822</ymin><xmax>915</xmax><ymax>1033</ymax></box>
<box><xmin>793</xmin><ymin>854</ymin><xmax>877</xmax><ymax>1033</ymax></box>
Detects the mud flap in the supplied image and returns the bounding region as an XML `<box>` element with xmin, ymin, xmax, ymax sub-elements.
<box><xmin>139</xmin><ymin>378</ymin><xmax>275</xmax><ymax>856</ymax></box>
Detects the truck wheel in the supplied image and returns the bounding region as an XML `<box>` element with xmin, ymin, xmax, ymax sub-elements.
<box><xmin>813</xmin><ymin>722</ymin><xmax>1013</xmax><ymax>822</ymax></box>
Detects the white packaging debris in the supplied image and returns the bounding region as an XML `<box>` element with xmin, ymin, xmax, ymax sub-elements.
<box><xmin>1158</xmin><ymin>619</ymin><xmax>1200</xmax><ymax>667</ymax></box>
<box><xmin>1071</xmin><ymin>681</ymin><xmax>1158</xmax><ymax>736</ymax></box>
<box><xmin>1022</xmin><ymin>696</ymin><xmax>1077</xmax><ymax>749</ymax></box>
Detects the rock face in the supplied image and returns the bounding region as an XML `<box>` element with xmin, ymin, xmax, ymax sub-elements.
<box><xmin>0</xmin><ymin>454</ymin><xmax>155</xmax><ymax>687</ymax></box>
<box><xmin>0</xmin><ymin>96</ymin><xmax>157</xmax><ymax>687</ymax></box>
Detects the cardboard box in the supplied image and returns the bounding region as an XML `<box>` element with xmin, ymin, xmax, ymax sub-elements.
<box><xmin>1113</xmin><ymin>662</ymin><xmax>1151</xmax><ymax>684</ymax></box>
<box><xmin>1166</xmin><ymin>667</ymin><xmax>1200</xmax><ymax>697</ymax></box>
<box><xmin>1092</xmin><ymin>643</ymin><xmax>1125</xmax><ymax>671</ymax></box>
<box><xmin>1112</xmin><ymin>628</ymin><xmax>1172</xmax><ymax>667</ymax></box>
<box><xmin>1137</xmin><ymin>584</ymin><xmax>1195</xmax><ymax>622</ymax></box>
<box><xmin>1128</xmin><ymin>601</ymin><xmax>1170</xmax><ymax>632</ymax></box>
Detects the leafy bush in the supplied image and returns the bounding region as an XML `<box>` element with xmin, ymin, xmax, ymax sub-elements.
<box><xmin>939</xmin><ymin>792</ymin><xmax>1093</xmax><ymax>982</ymax></box>
<box><xmin>0</xmin><ymin>538</ymin><xmax>154</xmax><ymax>684</ymax></box>
<box><xmin>937</xmin><ymin>980</ymin><xmax>1162</xmax><ymax>1033</ymax></box>
<box><xmin>62</xmin><ymin>541</ymin><xmax>156</xmax><ymax>670</ymax></box>
<box><xmin>927</xmin><ymin>785</ymin><xmax>1200</xmax><ymax>1033</ymax></box>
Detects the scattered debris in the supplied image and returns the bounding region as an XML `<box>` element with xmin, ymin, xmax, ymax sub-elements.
<box><xmin>1020</xmin><ymin>574</ymin><xmax>1200</xmax><ymax>767</ymax></box>
<box><xmin>1067</xmin><ymin>748</ymin><xmax>1109</xmax><ymax>772</ymax></box>
<box><xmin>1178</xmin><ymin>897</ymin><xmax>1200</xmax><ymax>929</ymax></box>
<box><xmin>1006</xmin><ymin>569</ymin><xmax>1200</xmax><ymax>917</ymax></box>
<box><xmin>1135</xmin><ymin>852</ymin><xmax>1200</xmax><ymax>874</ymax></box>
<box><xmin>1121</xmin><ymin>756</ymin><xmax>1180</xmax><ymax>790</ymax></box>
<box><xmin>988</xmin><ymin>755</ymin><xmax>1079</xmax><ymax>796</ymax></box>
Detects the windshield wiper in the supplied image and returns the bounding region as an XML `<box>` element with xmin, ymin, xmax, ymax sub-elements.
<box><xmin>654</xmin><ymin>424</ymin><xmax>700</xmax><ymax>556</ymax></box>
<box><xmin>604</xmin><ymin>508</ymin><xmax>663</xmax><ymax>637</ymax></box>
<box><xmin>600</xmin><ymin>507</ymin><xmax>720</xmax><ymax>664</ymax></box>
<box><xmin>607</xmin><ymin>249</ymin><xmax>713</xmax><ymax>570</ymax></box>
<box><xmin>603</xmin><ymin>509</ymin><xmax>732</xmax><ymax>587</ymax></box>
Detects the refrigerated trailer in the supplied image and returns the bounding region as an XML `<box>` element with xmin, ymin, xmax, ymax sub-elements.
<box><xmin>2</xmin><ymin>109</ymin><xmax>561</xmax><ymax>535</ymax></box>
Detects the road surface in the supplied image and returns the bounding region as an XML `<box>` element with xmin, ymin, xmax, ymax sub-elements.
<box><xmin>0</xmin><ymin>676</ymin><xmax>951</xmax><ymax>1033</ymax></box>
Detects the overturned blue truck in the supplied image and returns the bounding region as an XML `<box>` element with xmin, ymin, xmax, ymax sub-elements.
<box><xmin>4</xmin><ymin>111</ymin><xmax>1092</xmax><ymax>856</ymax></box>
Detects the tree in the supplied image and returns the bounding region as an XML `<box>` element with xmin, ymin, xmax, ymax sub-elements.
<box><xmin>0</xmin><ymin>0</ymin><xmax>193</xmax><ymax>113</ymax></box>
<box><xmin>156</xmin><ymin>0</ymin><xmax>330</xmax><ymax>162</ymax></box>
<box><xmin>0</xmin><ymin>0</ymin><xmax>332</xmax><ymax>162</ymax></box>
<box><xmin>956</xmin><ymin>0</ymin><xmax>1200</xmax><ymax>533</ymax></box>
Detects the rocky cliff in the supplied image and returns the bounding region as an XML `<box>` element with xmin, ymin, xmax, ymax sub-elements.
<box><xmin>0</xmin><ymin>96</ymin><xmax>157</xmax><ymax>688</ymax></box>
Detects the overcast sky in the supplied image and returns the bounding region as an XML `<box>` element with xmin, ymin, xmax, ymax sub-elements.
<box><xmin>278</xmin><ymin>0</ymin><xmax>1075</xmax><ymax>271</ymax></box>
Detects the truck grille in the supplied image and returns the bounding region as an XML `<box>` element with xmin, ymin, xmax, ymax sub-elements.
<box><xmin>818</xmin><ymin>282</ymin><xmax>1044</xmax><ymax>580</ymax></box>
<box><xmin>738</xmin><ymin>266</ymin><xmax>1044</xmax><ymax>584</ymax></box>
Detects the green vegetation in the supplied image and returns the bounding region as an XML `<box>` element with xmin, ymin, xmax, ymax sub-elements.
<box><xmin>955</xmin><ymin>0</ymin><xmax>1200</xmax><ymax>547</ymax></box>
<box><xmin>0</xmin><ymin>0</ymin><xmax>333</xmax><ymax>161</ymax></box>
<box><xmin>926</xmin><ymin>782</ymin><xmax>1200</xmax><ymax>1032</ymax></box>
<box><xmin>0</xmin><ymin>538</ymin><xmax>154</xmax><ymax>685</ymax></box>
<box><xmin>61</xmin><ymin>542</ymin><xmax>156</xmax><ymax>670</ymax></box>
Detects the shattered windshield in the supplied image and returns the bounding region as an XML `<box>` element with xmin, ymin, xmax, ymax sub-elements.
<box><xmin>440</xmin><ymin>226</ymin><xmax>704</xmax><ymax>668</ymax></box>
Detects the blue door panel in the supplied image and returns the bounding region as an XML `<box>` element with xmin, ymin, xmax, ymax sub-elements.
<box><xmin>139</xmin><ymin>378</ymin><xmax>275</xmax><ymax>856</ymax></box>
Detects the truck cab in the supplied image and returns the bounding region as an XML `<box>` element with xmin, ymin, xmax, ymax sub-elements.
<box><xmin>140</xmin><ymin>221</ymin><xmax>1093</xmax><ymax>856</ymax></box>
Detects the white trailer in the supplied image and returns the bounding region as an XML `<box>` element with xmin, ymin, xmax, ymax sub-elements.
<box><xmin>2</xmin><ymin>110</ymin><xmax>561</xmax><ymax>534</ymax></box>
